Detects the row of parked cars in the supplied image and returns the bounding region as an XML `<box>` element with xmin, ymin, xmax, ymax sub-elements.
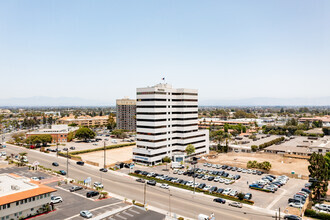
<box><xmin>173</xmin><ymin>168</ymin><xmax>239</xmax><ymax>184</ymax></box>
<box><xmin>203</xmin><ymin>163</ymin><xmax>264</xmax><ymax>175</ymax></box>
<box><xmin>249</xmin><ymin>175</ymin><xmax>289</xmax><ymax>193</ymax></box>
<box><xmin>134</xmin><ymin>170</ymin><xmax>252</xmax><ymax>201</ymax></box>
<box><xmin>288</xmin><ymin>186</ymin><xmax>310</xmax><ymax>209</ymax></box>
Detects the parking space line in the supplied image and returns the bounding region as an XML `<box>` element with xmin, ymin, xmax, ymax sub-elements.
<box><xmin>65</xmin><ymin>202</ymin><xmax>124</xmax><ymax>220</ymax></box>
<box><xmin>122</xmin><ymin>211</ymin><xmax>133</xmax><ymax>217</ymax></box>
<box><xmin>128</xmin><ymin>208</ymin><xmax>140</xmax><ymax>214</ymax></box>
<box><xmin>115</xmin><ymin>214</ymin><xmax>127</xmax><ymax>220</ymax></box>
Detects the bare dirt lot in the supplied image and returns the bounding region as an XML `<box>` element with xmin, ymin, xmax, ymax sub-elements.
<box><xmin>205</xmin><ymin>152</ymin><xmax>309</xmax><ymax>176</ymax></box>
<box><xmin>78</xmin><ymin>145</ymin><xmax>135</xmax><ymax>166</ymax></box>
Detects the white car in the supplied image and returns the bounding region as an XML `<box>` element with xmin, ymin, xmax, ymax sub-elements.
<box><xmin>160</xmin><ymin>183</ymin><xmax>169</xmax><ymax>189</ymax></box>
<box><xmin>93</xmin><ymin>182</ymin><xmax>104</xmax><ymax>189</ymax></box>
<box><xmin>219</xmin><ymin>178</ymin><xmax>225</xmax><ymax>183</ymax></box>
<box><xmin>315</xmin><ymin>203</ymin><xmax>330</xmax><ymax>211</ymax></box>
<box><xmin>225</xmin><ymin>179</ymin><xmax>234</xmax><ymax>185</ymax></box>
<box><xmin>237</xmin><ymin>168</ymin><xmax>242</xmax><ymax>172</ymax></box>
<box><xmin>202</xmin><ymin>175</ymin><xmax>209</xmax><ymax>180</ymax></box>
<box><xmin>289</xmin><ymin>202</ymin><xmax>303</xmax><ymax>208</ymax></box>
<box><xmin>173</xmin><ymin>169</ymin><xmax>179</xmax><ymax>174</ymax></box>
<box><xmin>178</xmin><ymin>171</ymin><xmax>184</xmax><ymax>175</ymax></box>
<box><xmin>51</xmin><ymin>196</ymin><xmax>63</xmax><ymax>204</ymax></box>
<box><xmin>223</xmin><ymin>188</ymin><xmax>232</xmax><ymax>195</ymax></box>
<box><xmin>212</xmin><ymin>164</ymin><xmax>217</xmax><ymax>168</ymax></box>
<box><xmin>186</xmin><ymin>181</ymin><xmax>193</xmax><ymax>186</ymax></box>
<box><xmin>242</xmin><ymin>169</ymin><xmax>247</xmax><ymax>173</ymax></box>
<box><xmin>229</xmin><ymin>190</ymin><xmax>238</xmax><ymax>197</ymax></box>
<box><xmin>1</xmin><ymin>151</ymin><xmax>6</xmax><ymax>156</ymax></box>
<box><xmin>204</xmin><ymin>185</ymin><xmax>212</xmax><ymax>191</ymax></box>
<box><xmin>80</xmin><ymin>210</ymin><xmax>93</xmax><ymax>218</ymax></box>
<box><xmin>214</xmin><ymin>177</ymin><xmax>221</xmax><ymax>182</ymax></box>
<box><xmin>31</xmin><ymin>177</ymin><xmax>39</xmax><ymax>181</ymax></box>
<box><xmin>247</xmin><ymin>169</ymin><xmax>252</xmax><ymax>174</ymax></box>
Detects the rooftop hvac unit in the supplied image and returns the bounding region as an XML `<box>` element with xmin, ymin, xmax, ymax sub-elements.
<box><xmin>11</xmin><ymin>185</ymin><xmax>20</xmax><ymax>190</ymax></box>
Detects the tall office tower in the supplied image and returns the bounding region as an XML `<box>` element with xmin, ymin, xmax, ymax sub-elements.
<box><xmin>116</xmin><ymin>97</ymin><xmax>136</xmax><ymax>131</ymax></box>
<box><xmin>133</xmin><ymin>83</ymin><xmax>209</xmax><ymax>165</ymax></box>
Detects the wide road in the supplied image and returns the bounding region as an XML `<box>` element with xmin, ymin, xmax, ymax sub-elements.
<box><xmin>3</xmin><ymin>143</ymin><xmax>276</xmax><ymax>220</ymax></box>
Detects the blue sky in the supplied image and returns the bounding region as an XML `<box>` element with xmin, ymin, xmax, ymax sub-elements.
<box><xmin>0</xmin><ymin>0</ymin><xmax>329</xmax><ymax>105</ymax></box>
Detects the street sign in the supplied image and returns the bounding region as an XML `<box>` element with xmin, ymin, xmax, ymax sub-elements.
<box><xmin>84</xmin><ymin>177</ymin><xmax>91</xmax><ymax>184</ymax></box>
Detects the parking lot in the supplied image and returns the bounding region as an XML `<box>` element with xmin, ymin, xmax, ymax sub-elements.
<box><xmin>0</xmin><ymin>166</ymin><xmax>165</xmax><ymax>220</ymax></box>
<box><xmin>124</xmin><ymin>162</ymin><xmax>307</xmax><ymax>211</ymax></box>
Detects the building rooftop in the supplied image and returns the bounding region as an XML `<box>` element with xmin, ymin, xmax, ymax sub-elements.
<box><xmin>0</xmin><ymin>173</ymin><xmax>56</xmax><ymax>206</ymax></box>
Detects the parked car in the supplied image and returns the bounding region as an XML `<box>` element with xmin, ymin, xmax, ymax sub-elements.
<box><xmin>76</xmin><ymin>161</ymin><xmax>85</xmax><ymax>166</ymax></box>
<box><xmin>209</xmin><ymin>186</ymin><xmax>218</xmax><ymax>193</ymax></box>
<box><xmin>147</xmin><ymin>180</ymin><xmax>156</xmax><ymax>186</ymax></box>
<box><xmin>244</xmin><ymin>193</ymin><xmax>252</xmax><ymax>200</ymax></box>
<box><xmin>160</xmin><ymin>183</ymin><xmax>169</xmax><ymax>189</ymax></box>
<box><xmin>283</xmin><ymin>215</ymin><xmax>301</xmax><ymax>220</ymax></box>
<box><xmin>80</xmin><ymin>210</ymin><xmax>93</xmax><ymax>218</ymax></box>
<box><xmin>50</xmin><ymin>196</ymin><xmax>63</xmax><ymax>204</ymax></box>
<box><xmin>213</xmin><ymin>198</ymin><xmax>226</xmax><ymax>204</ymax></box>
<box><xmin>229</xmin><ymin>202</ymin><xmax>242</xmax><ymax>208</ymax></box>
<box><xmin>229</xmin><ymin>190</ymin><xmax>238</xmax><ymax>197</ymax></box>
<box><xmin>223</xmin><ymin>188</ymin><xmax>232</xmax><ymax>195</ymax></box>
<box><xmin>99</xmin><ymin>168</ymin><xmax>108</xmax><ymax>172</ymax></box>
<box><xmin>136</xmin><ymin>178</ymin><xmax>145</xmax><ymax>183</ymax></box>
<box><xmin>59</xmin><ymin>170</ymin><xmax>66</xmax><ymax>175</ymax></box>
<box><xmin>52</xmin><ymin>162</ymin><xmax>59</xmax><ymax>166</ymax></box>
<box><xmin>289</xmin><ymin>202</ymin><xmax>303</xmax><ymax>208</ymax></box>
<box><xmin>86</xmin><ymin>191</ymin><xmax>99</xmax><ymax>198</ymax></box>
<box><xmin>70</xmin><ymin>186</ymin><xmax>83</xmax><ymax>192</ymax></box>
<box><xmin>31</xmin><ymin>177</ymin><xmax>39</xmax><ymax>181</ymax></box>
<box><xmin>94</xmin><ymin>182</ymin><xmax>104</xmax><ymax>189</ymax></box>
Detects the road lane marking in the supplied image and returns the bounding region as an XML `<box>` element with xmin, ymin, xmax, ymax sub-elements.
<box><xmin>115</xmin><ymin>214</ymin><xmax>127</xmax><ymax>220</ymax></box>
<box><xmin>122</xmin><ymin>211</ymin><xmax>133</xmax><ymax>217</ymax></box>
<box><xmin>266</xmin><ymin>188</ymin><xmax>287</xmax><ymax>210</ymax></box>
<box><xmin>128</xmin><ymin>208</ymin><xmax>140</xmax><ymax>214</ymax></box>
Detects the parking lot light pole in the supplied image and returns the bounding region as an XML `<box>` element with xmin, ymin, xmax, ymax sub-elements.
<box><xmin>104</xmin><ymin>141</ymin><xmax>106</xmax><ymax>169</ymax></box>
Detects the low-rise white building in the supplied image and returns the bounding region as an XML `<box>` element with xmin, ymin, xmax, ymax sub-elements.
<box><xmin>0</xmin><ymin>173</ymin><xmax>56</xmax><ymax>219</ymax></box>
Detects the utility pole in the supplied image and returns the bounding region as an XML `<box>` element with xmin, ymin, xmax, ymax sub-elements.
<box><xmin>279</xmin><ymin>207</ymin><xmax>280</xmax><ymax>220</ymax></box>
<box><xmin>193</xmin><ymin>163</ymin><xmax>196</xmax><ymax>194</ymax></box>
<box><xmin>168</xmin><ymin>188</ymin><xmax>171</xmax><ymax>218</ymax></box>
<box><xmin>66</xmin><ymin>149</ymin><xmax>69</xmax><ymax>179</ymax></box>
<box><xmin>144</xmin><ymin>183</ymin><xmax>147</xmax><ymax>206</ymax></box>
<box><xmin>56</xmin><ymin>140</ymin><xmax>59</xmax><ymax>157</ymax></box>
<box><xmin>274</xmin><ymin>212</ymin><xmax>277</xmax><ymax>220</ymax></box>
<box><xmin>104</xmin><ymin>141</ymin><xmax>106</xmax><ymax>169</ymax></box>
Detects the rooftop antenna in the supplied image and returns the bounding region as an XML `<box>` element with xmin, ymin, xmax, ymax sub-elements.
<box><xmin>161</xmin><ymin>77</ymin><xmax>165</xmax><ymax>84</ymax></box>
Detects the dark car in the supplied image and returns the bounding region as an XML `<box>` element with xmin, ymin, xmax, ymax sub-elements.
<box><xmin>257</xmin><ymin>171</ymin><xmax>263</xmax><ymax>175</ymax></box>
<box><xmin>99</xmin><ymin>168</ymin><xmax>108</xmax><ymax>172</ymax></box>
<box><xmin>181</xmin><ymin>180</ymin><xmax>188</xmax><ymax>185</ymax></box>
<box><xmin>234</xmin><ymin>175</ymin><xmax>241</xmax><ymax>180</ymax></box>
<box><xmin>283</xmin><ymin>215</ymin><xmax>301</xmax><ymax>220</ymax></box>
<box><xmin>209</xmin><ymin>186</ymin><xmax>218</xmax><ymax>193</ymax></box>
<box><xmin>222</xmin><ymin>165</ymin><xmax>228</xmax><ymax>170</ymax></box>
<box><xmin>226</xmin><ymin>166</ymin><xmax>232</xmax><ymax>170</ymax></box>
<box><xmin>231</xmin><ymin>167</ymin><xmax>237</xmax><ymax>171</ymax></box>
<box><xmin>141</xmin><ymin>171</ymin><xmax>149</xmax><ymax>176</ymax></box>
<box><xmin>197</xmin><ymin>183</ymin><xmax>206</xmax><ymax>189</ymax></box>
<box><xmin>76</xmin><ymin>161</ymin><xmax>85</xmax><ymax>166</ymax></box>
<box><xmin>208</xmin><ymin>176</ymin><xmax>215</xmax><ymax>181</ymax></box>
<box><xmin>147</xmin><ymin>180</ymin><xmax>156</xmax><ymax>186</ymax></box>
<box><xmin>244</xmin><ymin>193</ymin><xmax>252</xmax><ymax>200</ymax></box>
<box><xmin>268</xmin><ymin>175</ymin><xmax>276</xmax><ymax>179</ymax></box>
<box><xmin>301</xmin><ymin>188</ymin><xmax>311</xmax><ymax>194</ymax></box>
<box><xmin>216</xmin><ymin>188</ymin><xmax>224</xmax><ymax>194</ymax></box>
<box><xmin>272</xmin><ymin>182</ymin><xmax>282</xmax><ymax>187</ymax></box>
<box><xmin>52</xmin><ymin>162</ymin><xmax>59</xmax><ymax>166</ymax></box>
<box><xmin>222</xmin><ymin>173</ymin><xmax>229</xmax><ymax>177</ymax></box>
<box><xmin>193</xmin><ymin>173</ymin><xmax>198</xmax><ymax>178</ymax></box>
<box><xmin>59</xmin><ymin>170</ymin><xmax>66</xmax><ymax>175</ymax></box>
<box><xmin>86</xmin><ymin>191</ymin><xmax>99</xmax><ymax>198</ymax></box>
<box><xmin>213</xmin><ymin>198</ymin><xmax>226</xmax><ymax>204</ymax></box>
<box><xmin>70</xmin><ymin>186</ymin><xmax>83</xmax><ymax>192</ymax></box>
<box><xmin>197</xmin><ymin>174</ymin><xmax>204</xmax><ymax>179</ymax></box>
<box><xmin>288</xmin><ymin>198</ymin><xmax>301</xmax><ymax>203</ymax></box>
<box><xmin>134</xmin><ymin>170</ymin><xmax>142</xmax><ymax>174</ymax></box>
<box><xmin>136</xmin><ymin>178</ymin><xmax>145</xmax><ymax>183</ymax></box>
<box><xmin>183</xmin><ymin>171</ymin><xmax>188</xmax><ymax>175</ymax></box>
<box><xmin>38</xmin><ymin>176</ymin><xmax>45</xmax><ymax>180</ymax></box>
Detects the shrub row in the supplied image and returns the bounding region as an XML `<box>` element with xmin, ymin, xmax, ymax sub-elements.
<box><xmin>58</xmin><ymin>152</ymin><xmax>82</xmax><ymax>160</ymax></box>
<box><xmin>305</xmin><ymin>209</ymin><xmax>330</xmax><ymax>220</ymax></box>
<box><xmin>258</xmin><ymin>137</ymin><xmax>285</xmax><ymax>150</ymax></box>
<box><xmin>69</xmin><ymin>143</ymin><xmax>136</xmax><ymax>155</ymax></box>
<box><xmin>129</xmin><ymin>173</ymin><xmax>254</xmax><ymax>205</ymax></box>
<box><xmin>249</xmin><ymin>187</ymin><xmax>272</xmax><ymax>193</ymax></box>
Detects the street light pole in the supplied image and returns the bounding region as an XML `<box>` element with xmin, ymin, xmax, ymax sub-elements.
<box><xmin>104</xmin><ymin>141</ymin><xmax>106</xmax><ymax>169</ymax></box>
<box><xmin>56</xmin><ymin>140</ymin><xmax>59</xmax><ymax>157</ymax></box>
<box><xmin>66</xmin><ymin>149</ymin><xmax>69</xmax><ymax>179</ymax></box>
<box><xmin>168</xmin><ymin>188</ymin><xmax>171</xmax><ymax>218</ymax></box>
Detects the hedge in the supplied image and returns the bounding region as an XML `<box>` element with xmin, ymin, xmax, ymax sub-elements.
<box><xmin>258</xmin><ymin>137</ymin><xmax>285</xmax><ymax>150</ymax></box>
<box><xmin>69</xmin><ymin>143</ymin><xmax>136</xmax><ymax>155</ymax></box>
<box><xmin>130</xmin><ymin>173</ymin><xmax>254</xmax><ymax>205</ymax></box>
<box><xmin>305</xmin><ymin>209</ymin><xmax>330</xmax><ymax>220</ymax></box>
<box><xmin>249</xmin><ymin>187</ymin><xmax>273</xmax><ymax>193</ymax></box>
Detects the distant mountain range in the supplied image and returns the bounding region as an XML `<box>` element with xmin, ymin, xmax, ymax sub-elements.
<box><xmin>0</xmin><ymin>96</ymin><xmax>329</xmax><ymax>107</ymax></box>
<box><xmin>199</xmin><ymin>97</ymin><xmax>330</xmax><ymax>106</ymax></box>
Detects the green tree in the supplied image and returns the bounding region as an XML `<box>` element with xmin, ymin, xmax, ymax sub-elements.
<box><xmin>324</xmin><ymin>152</ymin><xmax>330</xmax><ymax>179</ymax></box>
<box><xmin>261</xmin><ymin>161</ymin><xmax>272</xmax><ymax>171</ymax></box>
<box><xmin>162</xmin><ymin>156</ymin><xmax>171</xmax><ymax>170</ymax></box>
<box><xmin>308</xmin><ymin>152</ymin><xmax>329</xmax><ymax>201</ymax></box>
<box><xmin>67</xmin><ymin>131</ymin><xmax>75</xmax><ymax>142</ymax></box>
<box><xmin>107</xmin><ymin>113</ymin><xmax>116</xmax><ymax>130</ymax></box>
<box><xmin>237</xmin><ymin>192</ymin><xmax>245</xmax><ymax>200</ymax></box>
<box><xmin>185</xmin><ymin>144</ymin><xmax>195</xmax><ymax>156</ymax></box>
<box><xmin>39</xmin><ymin>134</ymin><xmax>52</xmax><ymax>146</ymax></box>
<box><xmin>75</xmin><ymin>127</ymin><xmax>96</xmax><ymax>141</ymax></box>
<box><xmin>111</xmin><ymin>129</ymin><xmax>128</xmax><ymax>139</ymax></box>
<box><xmin>19</xmin><ymin>152</ymin><xmax>27</xmax><ymax>166</ymax></box>
<box><xmin>251</xmin><ymin>145</ymin><xmax>258</xmax><ymax>152</ymax></box>
<box><xmin>12</xmin><ymin>132</ymin><xmax>25</xmax><ymax>144</ymax></box>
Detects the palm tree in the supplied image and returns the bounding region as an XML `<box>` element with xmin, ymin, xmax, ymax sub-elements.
<box><xmin>19</xmin><ymin>152</ymin><xmax>27</xmax><ymax>166</ymax></box>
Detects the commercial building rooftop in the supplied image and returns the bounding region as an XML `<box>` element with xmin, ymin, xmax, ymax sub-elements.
<box><xmin>0</xmin><ymin>173</ymin><xmax>56</xmax><ymax>206</ymax></box>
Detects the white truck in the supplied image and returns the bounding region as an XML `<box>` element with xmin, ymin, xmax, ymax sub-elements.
<box><xmin>171</xmin><ymin>162</ymin><xmax>183</xmax><ymax>169</ymax></box>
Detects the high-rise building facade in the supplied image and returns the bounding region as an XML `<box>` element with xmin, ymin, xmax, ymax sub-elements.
<box><xmin>116</xmin><ymin>98</ymin><xmax>136</xmax><ymax>131</ymax></box>
<box><xmin>133</xmin><ymin>83</ymin><xmax>209</xmax><ymax>165</ymax></box>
